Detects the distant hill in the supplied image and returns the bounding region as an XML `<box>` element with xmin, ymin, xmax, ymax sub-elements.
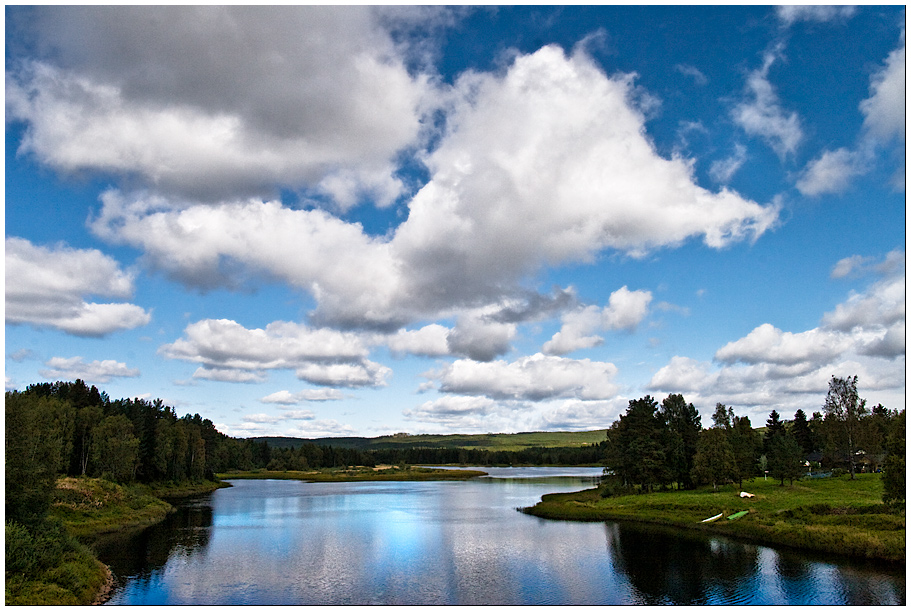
<box><xmin>250</xmin><ymin>429</ymin><xmax>609</xmax><ymax>453</ymax></box>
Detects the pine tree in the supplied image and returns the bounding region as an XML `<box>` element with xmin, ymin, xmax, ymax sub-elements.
<box><xmin>790</xmin><ymin>409</ymin><xmax>814</xmax><ymax>457</ymax></box>
<box><xmin>660</xmin><ymin>394</ymin><xmax>701</xmax><ymax>490</ymax></box>
<box><xmin>729</xmin><ymin>415</ymin><xmax>761</xmax><ymax>489</ymax></box>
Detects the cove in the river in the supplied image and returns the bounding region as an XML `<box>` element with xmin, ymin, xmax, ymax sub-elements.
<box><xmin>94</xmin><ymin>469</ymin><xmax>905</xmax><ymax>605</ymax></box>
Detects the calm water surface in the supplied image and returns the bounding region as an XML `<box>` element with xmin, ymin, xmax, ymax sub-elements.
<box><xmin>96</xmin><ymin>468</ymin><xmax>905</xmax><ymax>605</ymax></box>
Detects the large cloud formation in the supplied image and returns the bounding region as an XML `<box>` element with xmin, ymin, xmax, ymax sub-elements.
<box><xmin>6</xmin><ymin>6</ymin><xmax>428</xmax><ymax>203</ymax></box>
<box><xmin>84</xmin><ymin>43</ymin><xmax>778</xmax><ymax>332</ymax></box>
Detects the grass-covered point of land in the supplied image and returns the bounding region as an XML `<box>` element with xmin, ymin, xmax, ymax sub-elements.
<box><xmin>51</xmin><ymin>477</ymin><xmax>179</xmax><ymax>539</ymax></box>
<box><xmin>219</xmin><ymin>465</ymin><xmax>488</xmax><ymax>482</ymax></box>
<box><xmin>523</xmin><ymin>474</ymin><xmax>904</xmax><ymax>563</ymax></box>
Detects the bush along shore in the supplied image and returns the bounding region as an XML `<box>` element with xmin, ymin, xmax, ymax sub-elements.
<box><xmin>521</xmin><ymin>473</ymin><xmax>904</xmax><ymax>563</ymax></box>
<box><xmin>5</xmin><ymin>476</ymin><xmax>228</xmax><ymax>605</ymax></box>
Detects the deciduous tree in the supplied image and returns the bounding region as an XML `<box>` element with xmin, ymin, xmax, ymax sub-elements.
<box><xmin>691</xmin><ymin>427</ymin><xmax>736</xmax><ymax>492</ymax></box>
<box><xmin>92</xmin><ymin>415</ymin><xmax>140</xmax><ymax>483</ymax></box>
<box><xmin>822</xmin><ymin>375</ymin><xmax>867</xmax><ymax>480</ymax></box>
<box><xmin>5</xmin><ymin>393</ymin><xmax>69</xmax><ymax>526</ymax></box>
<box><xmin>767</xmin><ymin>432</ymin><xmax>802</xmax><ymax>486</ymax></box>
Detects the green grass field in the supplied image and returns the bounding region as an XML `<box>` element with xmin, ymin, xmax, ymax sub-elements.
<box><xmin>523</xmin><ymin>473</ymin><xmax>904</xmax><ymax>562</ymax></box>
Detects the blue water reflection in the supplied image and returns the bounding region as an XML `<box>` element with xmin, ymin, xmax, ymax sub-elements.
<box><xmin>96</xmin><ymin>473</ymin><xmax>905</xmax><ymax>605</ymax></box>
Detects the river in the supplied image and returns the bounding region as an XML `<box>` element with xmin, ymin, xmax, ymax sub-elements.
<box><xmin>94</xmin><ymin>468</ymin><xmax>905</xmax><ymax>605</ymax></box>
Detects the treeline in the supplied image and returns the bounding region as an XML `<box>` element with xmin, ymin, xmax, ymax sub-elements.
<box><xmin>263</xmin><ymin>442</ymin><xmax>607</xmax><ymax>471</ymax></box>
<box><xmin>603</xmin><ymin>377</ymin><xmax>905</xmax><ymax>505</ymax></box>
<box><xmin>5</xmin><ymin>381</ymin><xmax>277</xmax><ymax>526</ymax></box>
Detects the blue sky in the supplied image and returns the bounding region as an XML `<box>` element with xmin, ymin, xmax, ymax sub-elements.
<box><xmin>5</xmin><ymin>6</ymin><xmax>905</xmax><ymax>438</ymax></box>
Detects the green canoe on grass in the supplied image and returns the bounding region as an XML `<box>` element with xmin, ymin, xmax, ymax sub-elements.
<box><xmin>727</xmin><ymin>510</ymin><xmax>749</xmax><ymax>520</ymax></box>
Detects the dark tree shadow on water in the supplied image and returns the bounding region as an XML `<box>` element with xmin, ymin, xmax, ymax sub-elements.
<box><xmin>91</xmin><ymin>503</ymin><xmax>214</xmax><ymax>589</ymax></box>
<box><xmin>605</xmin><ymin>522</ymin><xmax>759</xmax><ymax>604</ymax></box>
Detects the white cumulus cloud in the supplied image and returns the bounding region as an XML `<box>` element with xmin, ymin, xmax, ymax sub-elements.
<box><xmin>89</xmin><ymin>44</ymin><xmax>779</xmax><ymax>331</ymax></box>
<box><xmin>6</xmin><ymin>6</ymin><xmax>429</xmax><ymax>203</ymax></box>
<box><xmin>860</xmin><ymin>38</ymin><xmax>905</xmax><ymax>143</ymax></box>
<box><xmin>160</xmin><ymin>318</ymin><xmax>388</xmax><ymax>387</ymax></box>
<box><xmin>544</xmin><ymin>286</ymin><xmax>652</xmax><ymax>355</ymax></box>
<box><xmin>649</xmin><ymin>255</ymin><xmax>905</xmax><ymax>419</ymax></box>
<box><xmin>5</xmin><ymin>237</ymin><xmax>151</xmax><ymax>336</ymax></box>
<box><xmin>427</xmin><ymin>353</ymin><xmax>619</xmax><ymax>402</ymax></box>
<box><xmin>40</xmin><ymin>356</ymin><xmax>140</xmax><ymax>384</ymax></box>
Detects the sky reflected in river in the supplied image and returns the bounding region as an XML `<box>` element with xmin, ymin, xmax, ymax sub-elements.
<box><xmin>96</xmin><ymin>475</ymin><xmax>904</xmax><ymax>605</ymax></box>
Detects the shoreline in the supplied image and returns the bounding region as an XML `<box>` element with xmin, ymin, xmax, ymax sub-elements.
<box><xmin>53</xmin><ymin>477</ymin><xmax>229</xmax><ymax>605</ymax></box>
<box><xmin>91</xmin><ymin>563</ymin><xmax>114</xmax><ymax>605</ymax></box>
<box><xmin>217</xmin><ymin>466</ymin><xmax>489</xmax><ymax>482</ymax></box>
<box><xmin>521</xmin><ymin>476</ymin><xmax>904</xmax><ymax>564</ymax></box>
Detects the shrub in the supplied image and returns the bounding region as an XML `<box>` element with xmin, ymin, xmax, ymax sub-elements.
<box><xmin>5</xmin><ymin>521</ymin><xmax>39</xmax><ymax>575</ymax></box>
<box><xmin>598</xmin><ymin>478</ymin><xmax>626</xmax><ymax>498</ymax></box>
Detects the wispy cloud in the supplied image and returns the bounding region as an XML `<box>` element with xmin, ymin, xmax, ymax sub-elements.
<box><xmin>732</xmin><ymin>46</ymin><xmax>802</xmax><ymax>158</ymax></box>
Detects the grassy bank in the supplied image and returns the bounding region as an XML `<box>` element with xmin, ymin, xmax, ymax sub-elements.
<box><xmin>5</xmin><ymin>519</ymin><xmax>110</xmax><ymax>606</ymax></box>
<box><xmin>50</xmin><ymin>476</ymin><xmax>228</xmax><ymax>539</ymax></box>
<box><xmin>6</xmin><ymin>476</ymin><xmax>228</xmax><ymax>605</ymax></box>
<box><xmin>219</xmin><ymin>465</ymin><xmax>488</xmax><ymax>482</ymax></box>
<box><xmin>523</xmin><ymin>473</ymin><xmax>904</xmax><ymax>562</ymax></box>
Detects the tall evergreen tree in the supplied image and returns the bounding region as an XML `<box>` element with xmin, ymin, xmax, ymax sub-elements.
<box><xmin>660</xmin><ymin>394</ymin><xmax>701</xmax><ymax>490</ymax></box>
<box><xmin>763</xmin><ymin>409</ymin><xmax>785</xmax><ymax>455</ymax></box>
<box><xmin>609</xmin><ymin>396</ymin><xmax>669</xmax><ymax>492</ymax></box>
<box><xmin>729</xmin><ymin>415</ymin><xmax>761</xmax><ymax>489</ymax></box>
<box><xmin>790</xmin><ymin>409</ymin><xmax>814</xmax><ymax>457</ymax></box>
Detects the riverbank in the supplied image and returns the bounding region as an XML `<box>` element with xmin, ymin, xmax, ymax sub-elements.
<box><xmin>522</xmin><ymin>473</ymin><xmax>904</xmax><ymax>563</ymax></box>
<box><xmin>5</xmin><ymin>476</ymin><xmax>228</xmax><ymax>605</ymax></box>
<box><xmin>218</xmin><ymin>465</ymin><xmax>488</xmax><ymax>482</ymax></box>
<box><xmin>51</xmin><ymin>476</ymin><xmax>229</xmax><ymax>538</ymax></box>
